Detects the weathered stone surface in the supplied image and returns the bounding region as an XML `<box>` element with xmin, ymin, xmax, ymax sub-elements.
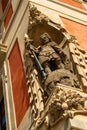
<box><xmin>69</xmin><ymin>116</ymin><xmax>87</xmax><ymax>130</ymax></box>
<box><xmin>72</xmin><ymin>54</ymin><xmax>79</xmax><ymax>64</ymax></box>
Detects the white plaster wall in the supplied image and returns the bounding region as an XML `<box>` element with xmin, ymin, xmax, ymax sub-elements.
<box><xmin>12</xmin><ymin>0</ymin><xmax>21</xmax><ymax>11</ymax></box>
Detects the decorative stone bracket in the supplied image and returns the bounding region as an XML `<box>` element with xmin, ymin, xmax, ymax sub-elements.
<box><xmin>34</xmin><ymin>84</ymin><xmax>87</xmax><ymax>129</ymax></box>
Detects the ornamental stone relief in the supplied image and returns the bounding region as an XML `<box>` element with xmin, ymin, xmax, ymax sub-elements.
<box><xmin>24</xmin><ymin>5</ymin><xmax>87</xmax><ymax>130</ymax></box>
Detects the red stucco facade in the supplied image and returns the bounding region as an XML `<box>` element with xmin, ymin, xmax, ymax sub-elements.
<box><xmin>4</xmin><ymin>4</ymin><xmax>13</xmax><ymax>29</ymax></box>
<box><xmin>1</xmin><ymin>0</ymin><xmax>8</xmax><ymax>11</ymax></box>
<box><xmin>8</xmin><ymin>40</ymin><xmax>29</xmax><ymax>127</ymax></box>
<box><xmin>60</xmin><ymin>0</ymin><xmax>86</xmax><ymax>10</ymax></box>
<box><xmin>61</xmin><ymin>17</ymin><xmax>87</xmax><ymax>53</ymax></box>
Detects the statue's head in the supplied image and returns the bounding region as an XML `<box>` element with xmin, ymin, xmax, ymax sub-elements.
<box><xmin>40</xmin><ymin>33</ymin><xmax>52</xmax><ymax>45</ymax></box>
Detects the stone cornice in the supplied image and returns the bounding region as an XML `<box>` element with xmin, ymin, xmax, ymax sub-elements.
<box><xmin>30</xmin><ymin>0</ymin><xmax>87</xmax><ymax>25</ymax></box>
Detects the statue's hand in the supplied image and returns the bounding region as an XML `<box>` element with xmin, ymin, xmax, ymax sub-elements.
<box><xmin>37</xmin><ymin>46</ymin><xmax>41</xmax><ymax>51</ymax></box>
<box><xmin>34</xmin><ymin>46</ymin><xmax>41</xmax><ymax>53</ymax></box>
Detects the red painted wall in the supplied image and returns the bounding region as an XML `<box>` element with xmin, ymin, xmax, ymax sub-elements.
<box><xmin>4</xmin><ymin>4</ymin><xmax>13</xmax><ymax>29</ymax></box>
<box><xmin>61</xmin><ymin>17</ymin><xmax>87</xmax><ymax>53</ymax></box>
<box><xmin>8</xmin><ymin>39</ymin><xmax>29</xmax><ymax>127</ymax></box>
<box><xmin>59</xmin><ymin>0</ymin><xmax>86</xmax><ymax>10</ymax></box>
<box><xmin>1</xmin><ymin>0</ymin><xmax>8</xmax><ymax>11</ymax></box>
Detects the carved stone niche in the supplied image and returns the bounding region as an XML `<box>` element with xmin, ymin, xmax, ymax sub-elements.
<box><xmin>28</xmin><ymin>6</ymin><xmax>65</xmax><ymax>46</ymax></box>
<box><xmin>24</xmin><ymin>5</ymin><xmax>87</xmax><ymax>130</ymax></box>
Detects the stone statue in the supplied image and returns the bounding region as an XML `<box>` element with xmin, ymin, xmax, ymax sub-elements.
<box><xmin>24</xmin><ymin>33</ymin><xmax>79</xmax><ymax>96</ymax></box>
<box><xmin>38</xmin><ymin>33</ymin><xmax>65</xmax><ymax>73</ymax></box>
<box><xmin>37</xmin><ymin>33</ymin><xmax>79</xmax><ymax>95</ymax></box>
<box><xmin>24</xmin><ymin>34</ymin><xmax>47</xmax><ymax>79</ymax></box>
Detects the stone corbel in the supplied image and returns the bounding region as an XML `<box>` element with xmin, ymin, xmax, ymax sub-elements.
<box><xmin>46</xmin><ymin>85</ymin><xmax>87</xmax><ymax>126</ymax></box>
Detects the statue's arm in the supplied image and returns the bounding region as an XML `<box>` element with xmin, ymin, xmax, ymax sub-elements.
<box><xmin>30</xmin><ymin>44</ymin><xmax>41</xmax><ymax>53</ymax></box>
<box><xmin>51</xmin><ymin>43</ymin><xmax>67</xmax><ymax>59</ymax></box>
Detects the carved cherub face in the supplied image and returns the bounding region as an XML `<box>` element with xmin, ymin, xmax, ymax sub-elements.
<box><xmin>40</xmin><ymin>33</ymin><xmax>51</xmax><ymax>45</ymax></box>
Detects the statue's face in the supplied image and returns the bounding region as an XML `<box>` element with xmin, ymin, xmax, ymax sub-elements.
<box><xmin>40</xmin><ymin>33</ymin><xmax>51</xmax><ymax>44</ymax></box>
<box><xmin>43</xmin><ymin>36</ymin><xmax>50</xmax><ymax>44</ymax></box>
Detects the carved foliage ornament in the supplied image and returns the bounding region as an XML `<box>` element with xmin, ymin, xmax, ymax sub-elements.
<box><xmin>47</xmin><ymin>86</ymin><xmax>87</xmax><ymax>125</ymax></box>
<box><xmin>28</xmin><ymin>5</ymin><xmax>49</xmax><ymax>30</ymax></box>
